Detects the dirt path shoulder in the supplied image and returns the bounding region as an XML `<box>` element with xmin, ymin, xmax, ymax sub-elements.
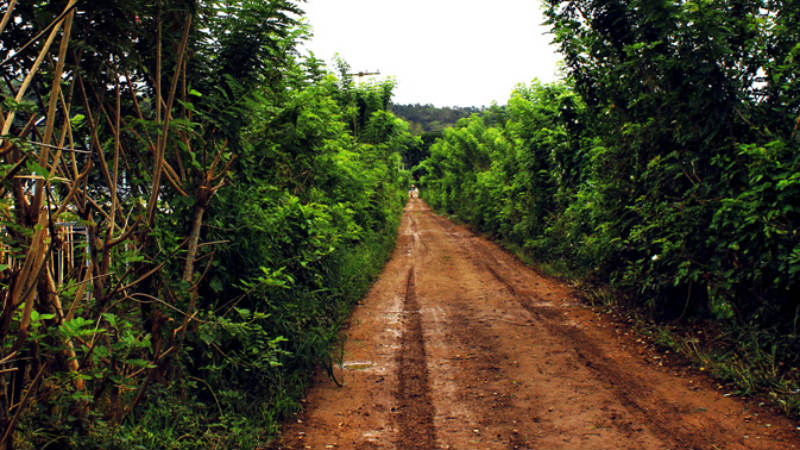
<box><xmin>273</xmin><ymin>200</ymin><xmax>800</xmax><ymax>450</ymax></box>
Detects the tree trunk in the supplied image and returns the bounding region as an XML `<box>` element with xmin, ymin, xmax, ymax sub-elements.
<box><xmin>182</xmin><ymin>203</ymin><xmax>206</xmax><ymax>286</ymax></box>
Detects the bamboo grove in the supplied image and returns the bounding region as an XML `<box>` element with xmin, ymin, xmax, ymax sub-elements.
<box><xmin>419</xmin><ymin>0</ymin><xmax>799</xmax><ymax>395</ymax></box>
<box><xmin>0</xmin><ymin>1</ymin><xmax>413</xmax><ymax>448</ymax></box>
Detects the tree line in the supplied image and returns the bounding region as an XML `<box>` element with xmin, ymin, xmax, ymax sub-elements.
<box><xmin>418</xmin><ymin>0</ymin><xmax>799</xmax><ymax>400</ymax></box>
<box><xmin>0</xmin><ymin>1</ymin><xmax>413</xmax><ymax>448</ymax></box>
<box><xmin>391</xmin><ymin>103</ymin><xmax>485</xmax><ymax>135</ymax></box>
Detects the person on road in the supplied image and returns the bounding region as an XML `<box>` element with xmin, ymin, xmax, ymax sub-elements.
<box><xmin>409</xmin><ymin>184</ymin><xmax>419</xmax><ymax>199</ymax></box>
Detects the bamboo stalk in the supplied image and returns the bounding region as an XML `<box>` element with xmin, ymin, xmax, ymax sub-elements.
<box><xmin>0</xmin><ymin>0</ymin><xmax>78</xmax><ymax>144</ymax></box>
<box><xmin>147</xmin><ymin>14</ymin><xmax>193</xmax><ymax>225</ymax></box>
<box><xmin>109</xmin><ymin>58</ymin><xmax>121</xmax><ymax>239</ymax></box>
<box><xmin>0</xmin><ymin>0</ymin><xmax>17</xmax><ymax>38</ymax></box>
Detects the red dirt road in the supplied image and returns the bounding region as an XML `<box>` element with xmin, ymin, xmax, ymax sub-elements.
<box><xmin>275</xmin><ymin>200</ymin><xmax>800</xmax><ymax>449</ymax></box>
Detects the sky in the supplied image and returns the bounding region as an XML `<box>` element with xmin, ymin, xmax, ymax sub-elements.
<box><xmin>299</xmin><ymin>0</ymin><xmax>563</xmax><ymax>108</ymax></box>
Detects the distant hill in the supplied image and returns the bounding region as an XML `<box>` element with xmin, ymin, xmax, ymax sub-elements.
<box><xmin>391</xmin><ymin>103</ymin><xmax>484</xmax><ymax>135</ymax></box>
<box><xmin>392</xmin><ymin>104</ymin><xmax>495</xmax><ymax>178</ymax></box>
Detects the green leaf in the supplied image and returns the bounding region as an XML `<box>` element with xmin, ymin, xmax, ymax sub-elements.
<box><xmin>27</xmin><ymin>160</ymin><xmax>49</xmax><ymax>179</ymax></box>
<box><xmin>127</xmin><ymin>358</ymin><xmax>156</xmax><ymax>369</ymax></box>
<box><xmin>70</xmin><ymin>113</ymin><xmax>86</xmax><ymax>126</ymax></box>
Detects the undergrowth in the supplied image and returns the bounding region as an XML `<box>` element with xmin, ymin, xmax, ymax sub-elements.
<box><xmin>68</xmin><ymin>217</ymin><xmax>403</xmax><ymax>450</ymax></box>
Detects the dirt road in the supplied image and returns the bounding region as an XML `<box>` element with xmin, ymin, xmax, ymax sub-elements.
<box><xmin>275</xmin><ymin>200</ymin><xmax>800</xmax><ymax>449</ymax></box>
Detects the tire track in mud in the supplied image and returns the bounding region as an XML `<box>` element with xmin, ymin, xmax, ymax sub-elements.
<box><xmin>406</xmin><ymin>210</ymin><xmax>429</xmax><ymax>256</ymax></box>
<box><xmin>394</xmin><ymin>266</ymin><xmax>437</xmax><ymax>449</ymax></box>
<box><xmin>461</xmin><ymin>237</ymin><xmax>733</xmax><ymax>449</ymax></box>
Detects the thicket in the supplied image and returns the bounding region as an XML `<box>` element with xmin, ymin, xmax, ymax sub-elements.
<box><xmin>418</xmin><ymin>0</ymin><xmax>800</xmax><ymax>406</ymax></box>
<box><xmin>0</xmin><ymin>1</ymin><xmax>411</xmax><ymax>449</ymax></box>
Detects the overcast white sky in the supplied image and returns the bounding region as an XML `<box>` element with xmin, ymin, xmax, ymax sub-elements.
<box><xmin>299</xmin><ymin>0</ymin><xmax>563</xmax><ymax>107</ymax></box>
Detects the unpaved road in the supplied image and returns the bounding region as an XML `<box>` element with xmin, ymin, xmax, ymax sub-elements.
<box><xmin>275</xmin><ymin>200</ymin><xmax>800</xmax><ymax>450</ymax></box>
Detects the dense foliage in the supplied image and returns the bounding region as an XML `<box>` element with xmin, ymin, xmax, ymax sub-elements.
<box><xmin>0</xmin><ymin>1</ymin><xmax>411</xmax><ymax>448</ymax></box>
<box><xmin>419</xmin><ymin>1</ymin><xmax>799</xmax><ymax>347</ymax></box>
